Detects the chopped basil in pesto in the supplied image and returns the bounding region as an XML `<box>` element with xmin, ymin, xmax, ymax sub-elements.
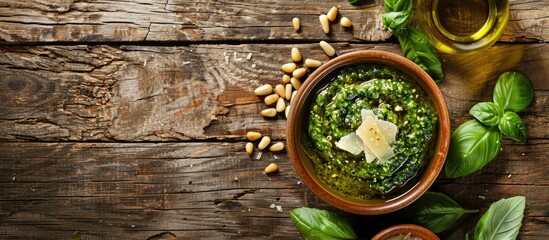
<box><xmin>305</xmin><ymin>64</ymin><xmax>438</xmax><ymax>199</ymax></box>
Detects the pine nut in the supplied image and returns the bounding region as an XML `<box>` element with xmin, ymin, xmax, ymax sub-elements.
<box><xmin>291</xmin><ymin>48</ymin><xmax>302</xmax><ymax>62</ymax></box>
<box><xmin>285</xmin><ymin>84</ymin><xmax>292</xmax><ymax>101</ymax></box>
<box><xmin>281</xmin><ymin>63</ymin><xmax>297</xmax><ymax>73</ymax></box>
<box><xmin>293</xmin><ymin>17</ymin><xmax>300</xmax><ymax>32</ymax></box>
<box><xmin>319</xmin><ymin>14</ymin><xmax>330</xmax><ymax>34</ymax></box>
<box><xmin>282</xmin><ymin>74</ymin><xmax>291</xmax><ymax>83</ymax></box>
<box><xmin>275</xmin><ymin>84</ymin><xmax>285</xmax><ymax>98</ymax></box>
<box><xmin>269</xmin><ymin>142</ymin><xmax>284</xmax><ymax>152</ymax></box>
<box><xmin>254</xmin><ymin>84</ymin><xmax>273</xmax><ymax>96</ymax></box>
<box><xmin>319</xmin><ymin>41</ymin><xmax>336</xmax><ymax>57</ymax></box>
<box><xmin>276</xmin><ymin>98</ymin><xmax>286</xmax><ymax>112</ymax></box>
<box><xmin>291</xmin><ymin>91</ymin><xmax>297</xmax><ymax>103</ymax></box>
<box><xmin>246</xmin><ymin>142</ymin><xmax>254</xmax><ymax>156</ymax></box>
<box><xmin>247</xmin><ymin>131</ymin><xmax>262</xmax><ymax>141</ymax></box>
<box><xmin>285</xmin><ymin>105</ymin><xmax>291</xmax><ymax>118</ymax></box>
<box><xmin>305</xmin><ymin>58</ymin><xmax>322</xmax><ymax>68</ymax></box>
<box><xmin>264</xmin><ymin>94</ymin><xmax>279</xmax><ymax>105</ymax></box>
<box><xmin>290</xmin><ymin>77</ymin><xmax>302</xmax><ymax>90</ymax></box>
<box><xmin>261</xmin><ymin>108</ymin><xmax>277</xmax><ymax>117</ymax></box>
<box><xmin>293</xmin><ymin>68</ymin><xmax>307</xmax><ymax>79</ymax></box>
<box><xmin>327</xmin><ymin>6</ymin><xmax>338</xmax><ymax>22</ymax></box>
<box><xmin>340</xmin><ymin>17</ymin><xmax>352</xmax><ymax>27</ymax></box>
<box><xmin>264</xmin><ymin>163</ymin><xmax>278</xmax><ymax>173</ymax></box>
<box><xmin>258</xmin><ymin>136</ymin><xmax>271</xmax><ymax>150</ymax></box>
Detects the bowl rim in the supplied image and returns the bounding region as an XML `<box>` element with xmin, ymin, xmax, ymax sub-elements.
<box><xmin>371</xmin><ymin>224</ymin><xmax>440</xmax><ymax>240</ymax></box>
<box><xmin>286</xmin><ymin>50</ymin><xmax>450</xmax><ymax>215</ymax></box>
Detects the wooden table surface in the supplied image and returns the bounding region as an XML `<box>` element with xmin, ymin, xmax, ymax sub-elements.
<box><xmin>0</xmin><ymin>1</ymin><xmax>547</xmax><ymax>239</ymax></box>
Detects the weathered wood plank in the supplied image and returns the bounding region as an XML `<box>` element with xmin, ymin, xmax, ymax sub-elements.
<box><xmin>0</xmin><ymin>0</ymin><xmax>546</xmax><ymax>43</ymax></box>
<box><xmin>0</xmin><ymin>141</ymin><xmax>547</xmax><ymax>239</ymax></box>
<box><xmin>0</xmin><ymin>43</ymin><xmax>547</xmax><ymax>141</ymax></box>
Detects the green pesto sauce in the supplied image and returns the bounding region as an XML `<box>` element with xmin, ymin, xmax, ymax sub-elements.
<box><xmin>305</xmin><ymin>64</ymin><xmax>438</xmax><ymax>199</ymax></box>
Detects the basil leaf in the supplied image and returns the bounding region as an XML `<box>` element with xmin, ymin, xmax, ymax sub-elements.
<box><xmin>493</xmin><ymin>71</ymin><xmax>534</xmax><ymax>112</ymax></box>
<box><xmin>397</xmin><ymin>26</ymin><xmax>444</xmax><ymax>82</ymax></box>
<box><xmin>404</xmin><ymin>191</ymin><xmax>478</xmax><ymax>233</ymax></box>
<box><xmin>445</xmin><ymin>120</ymin><xmax>502</xmax><ymax>178</ymax></box>
<box><xmin>384</xmin><ymin>0</ymin><xmax>412</xmax><ymax>12</ymax></box>
<box><xmin>382</xmin><ymin>11</ymin><xmax>412</xmax><ymax>34</ymax></box>
<box><xmin>498</xmin><ymin>111</ymin><xmax>527</xmax><ymax>143</ymax></box>
<box><xmin>469</xmin><ymin>102</ymin><xmax>503</xmax><ymax>127</ymax></box>
<box><xmin>474</xmin><ymin>196</ymin><xmax>526</xmax><ymax>240</ymax></box>
<box><xmin>289</xmin><ymin>208</ymin><xmax>357</xmax><ymax>240</ymax></box>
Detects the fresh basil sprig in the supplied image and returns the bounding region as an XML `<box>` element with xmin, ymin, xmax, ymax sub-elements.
<box><xmin>445</xmin><ymin>120</ymin><xmax>503</xmax><ymax>178</ymax></box>
<box><xmin>384</xmin><ymin>0</ymin><xmax>412</xmax><ymax>12</ymax></box>
<box><xmin>404</xmin><ymin>192</ymin><xmax>478</xmax><ymax>233</ymax></box>
<box><xmin>382</xmin><ymin>0</ymin><xmax>443</xmax><ymax>82</ymax></box>
<box><xmin>474</xmin><ymin>196</ymin><xmax>526</xmax><ymax>240</ymax></box>
<box><xmin>290</xmin><ymin>207</ymin><xmax>357</xmax><ymax>240</ymax></box>
<box><xmin>498</xmin><ymin>111</ymin><xmax>527</xmax><ymax>143</ymax></box>
<box><xmin>493</xmin><ymin>72</ymin><xmax>534</xmax><ymax>112</ymax></box>
<box><xmin>470</xmin><ymin>102</ymin><xmax>503</xmax><ymax>127</ymax></box>
<box><xmin>446</xmin><ymin>71</ymin><xmax>534</xmax><ymax>178</ymax></box>
<box><xmin>396</xmin><ymin>26</ymin><xmax>443</xmax><ymax>81</ymax></box>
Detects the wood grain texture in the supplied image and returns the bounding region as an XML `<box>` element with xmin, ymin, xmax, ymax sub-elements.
<box><xmin>0</xmin><ymin>141</ymin><xmax>547</xmax><ymax>239</ymax></box>
<box><xmin>0</xmin><ymin>43</ymin><xmax>547</xmax><ymax>141</ymax></box>
<box><xmin>0</xmin><ymin>0</ymin><xmax>547</xmax><ymax>43</ymax></box>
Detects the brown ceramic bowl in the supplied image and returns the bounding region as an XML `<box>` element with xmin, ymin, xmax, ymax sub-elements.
<box><xmin>286</xmin><ymin>50</ymin><xmax>450</xmax><ymax>215</ymax></box>
<box><xmin>372</xmin><ymin>224</ymin><xmax>440</xmax><ymax>240</ymax></box>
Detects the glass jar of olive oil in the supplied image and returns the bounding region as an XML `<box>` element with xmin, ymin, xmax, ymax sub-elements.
<box><xmin>416</xmin><ymin>0</ymin><xmax>510</xmax><ymax>54</ymax></box>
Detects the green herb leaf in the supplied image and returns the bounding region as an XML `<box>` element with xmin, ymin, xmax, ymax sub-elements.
<box><xmin>469</xmin><ymin>102</ymin><xmax>503</xmax><ymax>127</ymax></box>
<box><xmin>493</xmin><ymin>71</ymin><xmax>534</xmax><ymax>112</ymax></box>
<box><xmin>289</xmin><ymin>208</ymin><xmax>357</xmax><ymax>240</ymax></box>
<box><xmin>445</xmin><ymin>120</ymin><xmax>502</xmax><ymax>178</ymax></box>
<box><xmin>384</xmin><ymin>0</ymin><xmax>412</xmax><ymax>12</ymax></box>
<box><xmin>404</xmin><ymin>191</ymin><xmax>478</xmax><ymax>233</ymax></box>
<box><xmin>474</xmin><ymin>196</ymin><xmax>526</xmax><ymax>240</ymax></box>
<box><xmin>498</xmin><ymin>111</ymin><xmax>527</xmax><ymax>143</ymax></box>
<box><xmin>382</xmin><ymin>11</ymin><xmax>412</xmax><ymax>34</ymax></box>
<box><xmin>397</xmin><ymin>25</ymin><xmax>444</xmax><ymax>82</ymax></box>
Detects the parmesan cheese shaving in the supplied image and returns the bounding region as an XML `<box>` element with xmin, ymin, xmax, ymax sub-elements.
<box><xmin>335</xmin><ymin>132</ymin><xmax>363</xmax><ymax>155</ymax></box>
<box><xmin>335</xmin><ymin>110</ymin><xmax>398</xmax><ymax>163</ymax></box>
<box><xmin>356</xmin><ymin>115</ymin><xmax>395</xmax><ymax>163</ymax></box>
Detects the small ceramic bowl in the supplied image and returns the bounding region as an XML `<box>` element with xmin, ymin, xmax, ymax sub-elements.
<box><xmin>372</xmin><ymin>224</ymin><xmax>440</xmax><ymax>240</ymax></box>
<box><xmin>286</xmin><ymin>50</ymin><xmax>450</xmax><ymax>215</ymax></box>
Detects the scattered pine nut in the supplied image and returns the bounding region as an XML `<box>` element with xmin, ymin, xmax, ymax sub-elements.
<box><xmin>264</xmin><ymin>94</ymin><xmax>280</xmax><ymax>105</ymax></box>
<box><xmin>246</xmin><ymin>142</ymin><xmax>254</xmax><ymax>156</ymax></box>
<box><xmin>327</xmin><ymin>6</ymin><xmax>338</xmax><ymax>22</ymax></box>
<box><xmin>269</xmin><ymin>142</ymin><xmax>284</xmax><ymax>152</ymax></box>
<box><xmin>291</xmin><ymin>48</ymin><xmax>302</xmax><ymax>62</ymax></box>
<box><xmin>285</xmin><ymin>84</ymin><xmax>292</xmax><ymax>101</ymax></box>
<box><xmin>254</xmin><ymin>84</ymin><xmax>273</xmax><ymax>96</ymax></box>
<box><xmin>319</xmin><ymin>41</ymin><xmax>336</xmax><ymax>57</ymax></box>
<box><xmin>285</xmin><ymin>105</ymin><xmax>291</xmax><ymax>118</ymax></box>
<box><xmin>290</xmin><ymin>77</ymin><xmax>302</xmax><ymax>90</ymax></box>
<box><xmin>261</xmin><ymin>108</ymin><xmax>277</xmax><ymax>117</ymax></box>
<box><xmin>319</xmin><ymin>14</ymin><xmax>330</xmax><ymax>33</ymax></box>
<box><xmin>247</xmin><ymin>131</ymin><xmax>262</xmax><ymax>141</ymax></box>
<box><xmin>291</xmin><ymin>91</ymin><xmax>297</xmax><ymax>103</ymax></box>
<box><xmin>340</xmin><ymin>17</ymin><xmax>352</xmax><ymax>27</ymax></box>
<box><xmin>293</xmin><ymin>68</ymin><xmax>307</xmax><ymax>79</ymax></box>
<box><xmin>293</xmin><ymin>17</ymin><xmax>300</xmax><ymax>32</ymax></box>
<box><xmin>275</xmin><ymin>84</ymin><xmax>286</xmax><ymax>98</ymax></box>
<box><xmin>305</xmin><ymin>58</ymin><xmax>322</xmax><ymax>68</ymax></box>
<box><xmin>258</xmin><ymin>136</ymin><xmax>271</xmax><ymax>150</ymax></box>
<box><xmin>281</xmin><ymin>63</ymin><xmax>297</xmax><ymax>73</ymax></box>
<box><xmin>276</xmin><ymin>98</ymin><xmax>286</xmax><ymax>112</ymax></box>
<box><xmin>264</xmin><ymin>163</ymin><xmax>279</xmax><ymax>173</ymax></box>
<box><xmin>282</xmin><ymin>74</ymin><xmax>291</xmax><ymax>83</ymax></box>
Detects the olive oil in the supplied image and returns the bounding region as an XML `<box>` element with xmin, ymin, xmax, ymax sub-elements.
<box><xmin>417</xmin><ymin>0</ymin><xmax>510</xmax><ymax>54</ymax></box>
